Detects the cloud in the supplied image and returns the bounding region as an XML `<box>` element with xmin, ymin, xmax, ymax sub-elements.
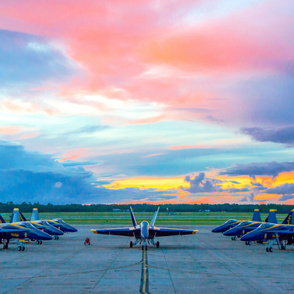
<box><xmin>0</xmin><ymin>140</ymin><xmax>180</xmax><ymax>204</ymax></box>
<box><xmin>279</xmin><ymin>194</ymin><xmax>294</xmax><ymax>201</ymax></box>
<box><xmin>266</xmin><ymin>183</ymin><xmax>294</xmax><ymax>195</ymax></box>
<box><xmin>183</xmin><ymin>172</ymin><xmax>225</xmax><ymax>194</ymax></box>
<box><xmin>241</xmin><ymin>126</ymin><xmax>294</xmax><ymax>145</ymax></box>
<box><xmin>220</xmin><ymin>161</ymin><xmax>294</xmax><ymax>178</ymax></box>
<box><xmin>0</xmin><ymin>29</ymin><xmax>76</xmax><ymax>88</ymax></box>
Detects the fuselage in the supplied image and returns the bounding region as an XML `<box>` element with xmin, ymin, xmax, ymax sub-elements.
<box><xmin>212</xmin><ymin>219</ymin><xmax>241</xmax><ymax>233</ymax></box>
<box><xmin>223</xmin><ymin>221</ymin><xmax>262</xmax><ymax>237</ymax></box>
<box><xmin>14</xmin><ymin>222</ymin><xmax>52</xmax><ymax>241</ymax></box>
<box><xmin>241</xmin><ymin>223</ymin><xmax>294</xmax><ymax>244</ymax></box>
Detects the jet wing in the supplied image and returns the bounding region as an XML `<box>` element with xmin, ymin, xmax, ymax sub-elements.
<box><xmin>150</xmin><ymin>227</ymin><xmax>198</xmax><ymax>237</ymax></box>
<box><xmin>91</xmin><ymin>227</ymin><xmax>139</xmax><ymax>237</ymax></box>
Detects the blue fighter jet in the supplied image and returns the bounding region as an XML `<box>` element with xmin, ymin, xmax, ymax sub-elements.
<box><xmin>0</xmin><ymin>214</ymin><xmax>51</xmax><ymax>251</ymax></box>
<box><xmin>241</xmin><ymin>209</ymin><xmax>294</xmax><ymax>252</ymax></box>
<box><xmin>212</xmin><ymin>209</ymin><xmax>262</xmax><ymax>240</ymax></box>
<box><xmin>91</xmin><ymin>207</ymin><xmax>198</xmax><ymax>249</ymax></box>
<box><xmin>11</xmin><ymin>208</ymin><xmax>64</xmax><ymax>242</ymax></box>
<box><xmin>30</xmin><ymin>208</ymin><xmax>78</xmax><ymax>234</ymax></box>
<box><xmin>223</xmin><ymin>209</ymin><xmax>277</xmax><ymax>245</ymax></box>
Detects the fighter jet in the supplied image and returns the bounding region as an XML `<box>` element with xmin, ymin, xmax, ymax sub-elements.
<box><xmin>241</xmin><ymin>209</ymin><xmax>294</xmax><ymax>252</ymax></box>
<box><xmin>0</xmin><ymin>214</ymin><xmax>50</xmax><ymax>251</ymax></box>
<box><xmin>11</xmin><ymin>208</ymin><xmax>64</xmax><ymax>242</ymax></box>
<box><xmin>223</xmin><ymin>209</ymin><xmax>277</xmax><ymax>245</ymax></box>
<box><xmin>91</xmin><ymin>207</ymin><xmax>198</xmax><ymax>249</ymax></box>
<box><xmin>212</xmin><ymin>209</ymin><xmax>262</xmax><ymax>240</ymax></box>
<box><xmin>30</xmin><ymin>208</ymin><xmax>78</xmax><ymax>234</ymax></box>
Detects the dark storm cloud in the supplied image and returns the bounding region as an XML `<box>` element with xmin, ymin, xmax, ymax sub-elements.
<box><xmin>241</xmin><ymin>126</ymin><xmax>294</xmax><ymax>145</ymax></box>
<box><xmin>220</xmin><ymin>161</ymin><xmax>294</xmax><ymax>178</ymax></box>
<box><xmin>266</xmin><ymin>183</ymin><xmax>294</xmax><ymax>195</ymax></box>
<box><xmin>278</xmin><ymin>194</ymin><xmax>294</xmax><ymax>201</ymax></box>
<box><xmin>0</xmin><ymin>141</ymin><xmax>177</xmax><ymax>204</ymax></box>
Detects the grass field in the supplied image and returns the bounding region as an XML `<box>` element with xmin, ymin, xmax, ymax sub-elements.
<box><xmin>0</xmin><ymin>211</ymin><xmax>289</xmax><ymax>225</ymax></box>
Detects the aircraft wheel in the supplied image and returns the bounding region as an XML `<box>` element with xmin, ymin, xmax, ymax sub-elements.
<box><xmin>130</xmin><ymin>241</ymin><xmax>133</xmax><ymax>248</ymax></box>
<box><xmin>231</xmin><ymin>237</ymin><xmax>234</xmax><ymax>241</ymax></box>
<box><xmin>281</xmin><ymin>245</ymin><xmax>286</xmax><ymax>250</ymax></box>
<box><xmin>22</xmin><ymin>246</ymin><xmax>25</xmax><ymax>251</ymax></box>
<box><xmin>18</xmin><ymin>246</ymin><xmax>22</xmax><ymax>251</ymax></box>
<box><xmin>266</xmin><ymin>247</ymin><xmax>269</xmax><ymax>252</ymax></box>
<box><xmin>35</xmin><ymin>240</ymin><xmax>39</xmax><ymax>245</ymax></box>
<box><xmin>54</xmin><ymin>236</ymin><xmax>56</xmax><ymax>240</ymax></box>
<box><xmin>269</xmin><ymin>247</ymin><xmax>273</xmax><ymax>252</ymax></box>
<box><xmin>245</xmin><ymin>241</ymin><xmax>248</xmax><ymax>245</ymax></box>
<box><xmin>39</xmin><ymin>241</ymin><xmax>42</xmax><ymax>245</ymax></box>
<box><xmin>156</xmin><ymin>241</ymin><xmax>160</xmax><ymax>248</ymax></box>
<box><xmin>145</xmin><ymin>245</ymin><xmax>148</xmax><ymax>250</ymax></box>
<box><xmin>57</xmin><ymin>236</ymin><xmax>59</xmax><ymax>240</ymax></box>
<box><xmin>142</xmin><ymin>245</ymin><xmax>144</xmax><ymax>250</ymax></box>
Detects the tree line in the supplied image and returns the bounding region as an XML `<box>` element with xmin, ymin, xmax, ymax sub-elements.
<box><xmin>1</xmin><ymin>202</ymin><xmax>293</xmax><ymax>214</ymax></box>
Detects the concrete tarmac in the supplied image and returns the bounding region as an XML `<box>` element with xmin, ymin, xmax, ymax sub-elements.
<box><xmin>0</xmin><ymin>225</ymin><xmax>293</xmax><ymax>294</ymax></box>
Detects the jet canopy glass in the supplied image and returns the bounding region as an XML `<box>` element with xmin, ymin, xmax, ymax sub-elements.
<box><xmin>224</xmin><ymin>219</ymin><xmax>238</xmax><ymax>224</ymax></box>
<box><xmin>237</xmin><ymin>221</ymin><xmax>252</xmax><ymax>226</ymax></box>
<box><xmin>258</xmin><ymin>223</ymin><xmax>273</xmax><ymax>229</ymax></box>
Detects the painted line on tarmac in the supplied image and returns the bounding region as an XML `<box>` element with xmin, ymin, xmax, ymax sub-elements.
<box><xmin>140</xmin><ymin>247</ymin><xmax>150</xmax><ymax>294</ymax></box>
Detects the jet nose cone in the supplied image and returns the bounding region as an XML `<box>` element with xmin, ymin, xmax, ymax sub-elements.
<box><xmin>69</xmin><ymin>226</ymin><xmax>78</xmax><ymax>232</ymax></box>
<box><xmin>212</xmin><ymin>226</ymin><xmax>223</xmax><ymax>233</ymax></box>
<box><xmin>223</xmin><ymin>228</ymin><xmax>238</xmax><ymax>236</ymax></box>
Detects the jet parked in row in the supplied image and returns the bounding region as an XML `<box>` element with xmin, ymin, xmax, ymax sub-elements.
<box><xmin>0</xmin><ymin>214</ymin><xmax>51</xmax><ymax>251</ymax></box>
<box><xmin>223</xmin><ymin>209</ymin><xmax>277</xmax><ymax>245</ymax></box>
<box><xmin>241</xmin><ymin>209</ymin><xmax>294</xmax><ymax>252</ymax></box>
<box><xmin>91</xmin><ymin>207</ymin><xmax>198</xmax><ymax>249</ymax></box>
<box><xmin>10</xmin><ymin>208</ymin><xmax>63</xmax><ymax>243</ymax></box>
<box><xmin>212</xmin><ymin>209</ymin><xmax>262</xmax><ymax>240</ymax></box>
<box><xmin>30</xmin><ymin>208</ymin><xmax>78</xmax><ymax>234</ymax></box>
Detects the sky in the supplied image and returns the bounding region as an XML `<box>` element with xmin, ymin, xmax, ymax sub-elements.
<box><xmin>0</xmin><ymin>0</ymin><xmax>294</xmax><ymax>205</ymax></box>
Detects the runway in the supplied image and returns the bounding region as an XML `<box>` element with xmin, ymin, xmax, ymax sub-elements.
<box><xmin>0</xmin><ymin>225</ymin><xmax>293</xmax><ymax>293</ymax></box>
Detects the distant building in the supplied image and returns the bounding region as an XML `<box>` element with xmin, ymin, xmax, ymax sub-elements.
<box><xmin>112</xmin><ymin>208</ymin><xmax>121</xmax><ymax>212</ymax></box>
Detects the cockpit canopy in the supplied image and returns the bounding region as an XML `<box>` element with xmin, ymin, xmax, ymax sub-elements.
<box><xmin>238</xmin><ymin>221</ymin><xmax>251</xmax><ymax>226</ymax></box>
<box><xmin>224</xmin><ymin>219</ymin><xmax>238</xmax><ymax>224</ymax></box>
<box><xmin>258</xmin><ymin>223</ymin><xmax>273</xmax><ymax>229</ymax></box>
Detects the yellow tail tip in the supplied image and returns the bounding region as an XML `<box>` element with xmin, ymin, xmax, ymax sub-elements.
<box><xmin>192</xmin><ymin>230</ymin><xmax>199</xmax><ymax>234</ymax></box>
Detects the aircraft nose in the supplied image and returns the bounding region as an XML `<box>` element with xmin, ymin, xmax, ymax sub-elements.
<box><xmin>212</xmin><ymin>226</ymin><xmax>224</xmax><ymax>233</ymax></box>
<box><xmin>223</xmin><ymin>227</ymin><xmax>238</xmax><ymax>236</ymax></box>
<box><xmin>38</xmin><ymin>230</ymin><xmax>53</xmax><ymax>240</ymax></box>
<box><xmin>240</xmin><ymin>231</ymin><xmax>255</xmax><ymax>242</ymax></box>
<box><xmin>66</xmin><ymin>225</ymin><xmax>78</xmax><ymax>232</ymax></box>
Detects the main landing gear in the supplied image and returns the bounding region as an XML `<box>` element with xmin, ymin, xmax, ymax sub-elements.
<box><xmin>156</xmin><ymin>241</ymin><xmax>160</xmax><ymax>248</ymax></box>
<box><xmin>35</xmin><ymin>240</ymin><xmax>43</xmax><ymax>245</ymax></box>
<box><xmin>130</xmin><ymin>241</ymin><xmax>133</xmax><ymax>248</ymax></box>
<box><xmin>231</xmin><ymin>236</ymin><xmax>237</xmax><ymax>241</ymax></box>
<box><xmin>17</xmin><ymin>240</ymin><xmax>25</xmax><ymax>251</ymax></box>
<box><xmin>245</xmin><ymin>241</ymin><xmax>251</xmax><ymax>246</ymax></box>
<box><xmin>2</xmin><ymin>239</ymin><xmax>9</xmax><ymax>250</ymax></box>
<box><xmin>54</xmin><ymin>236</ymin><xmax>59</xmax><ymax>240</ymax></box>
<box><xmin>142</xmin><ymin>245</ymin><xmax>147</xmax><ymax>250</ymax></box>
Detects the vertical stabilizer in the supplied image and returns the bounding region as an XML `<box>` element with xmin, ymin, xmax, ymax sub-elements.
<box><xmin>282</xmin><ymin>209</ymin><xmax>294</xmax><ymax>225</ymax></box>
<box><xmin>264</xmin><ymin>209</ymin><xmax>277</xmax><ymax>224</ymax></box>
<box><xmin>0</xmin><ymin>215</ymin><xmax>6</xmax><ymax>224</ymax></box>
<box><xmin>252</xmin><ymin>209</ymin><xmax>262</xmax><ymax>222</ymax></box>
<box><xmin>11</xmin><ymin>208</ymin><xmax>20</xmax><ymax>223</ymax></box>
<box><xmin>130</xmin><ymin>207</ymin><xmax>137</xmax><ymax>227</ymax></box>
<box><xmin>150</xmin><ymin>207</ymin><xmax>160</xmax><ymax>228</ymax></box>
<box><xmin>19</xmin><ymin>211</ymin><xmax>27</xmax><ymax>222</ymax></box>
<box><xmin>31</xmin><ymin>208</ymin><xmax>40</xmax><ymax>221</ymax></box>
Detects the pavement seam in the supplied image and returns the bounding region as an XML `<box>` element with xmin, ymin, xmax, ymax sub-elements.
<box><xmin>89</xmin><ymin>240</ymin><xmax>127</xmax><ymax>294</ymax></box>
<box><xmin>161</xmin><ymin>248</ymin><xmax>177</xmax><ymax>294</ymax></box>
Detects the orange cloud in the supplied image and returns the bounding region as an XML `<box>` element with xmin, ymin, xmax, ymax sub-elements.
<box><xmin>0</xmin><ymin>126</ymin><xmax>22</xmax><ymax>135</ymax></box>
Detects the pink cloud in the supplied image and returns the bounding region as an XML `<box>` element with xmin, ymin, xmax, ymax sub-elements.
<box><xmin>0</xmin><ymin>0</ymin><xmax>293</xmax><ymax>126</ymax></box>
